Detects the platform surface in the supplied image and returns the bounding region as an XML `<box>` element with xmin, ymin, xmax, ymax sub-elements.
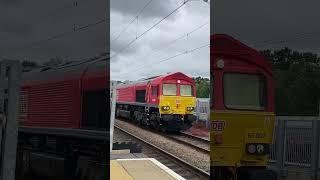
<box><xmin>110</xmin><ymin>158</ymin><xmax>185</xmax><ymax>180</ymax></box>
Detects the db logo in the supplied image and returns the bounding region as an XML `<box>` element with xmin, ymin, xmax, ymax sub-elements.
<box><xmin>211</xmin><ymin>120</ymin><xmax>226</xmax><ymax>131</ymax></box>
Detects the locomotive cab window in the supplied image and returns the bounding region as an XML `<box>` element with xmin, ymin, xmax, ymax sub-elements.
<box><xmin>180</xmin><ymin>84</ymin><xmax>193</xmax><ymax>96</ymax></box>
<box><xmin>162</xmin><ymin>84</ymin><xmax>177</xmax><ymax>96</ymax></box>
<box><xmin>223</xmin><ymin>73</ymin><xmax>267</xmax><ymax>110</ymax></box>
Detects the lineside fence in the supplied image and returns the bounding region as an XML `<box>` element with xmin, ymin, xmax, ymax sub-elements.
<box><xmin>195</xmin><ymin>98</ymin><xmax>210</xmax><ymax>129</ymax></box>
<box><xmin>269</xmin><ymin>116</ymin><xmax>320</xmax><ymax>180</ymax></box>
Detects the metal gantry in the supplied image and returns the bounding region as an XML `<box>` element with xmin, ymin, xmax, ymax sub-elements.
<box><xmin>0</xmin><ymin>60</ymin><xmax>21</xmax><ymax>180</ymax></box>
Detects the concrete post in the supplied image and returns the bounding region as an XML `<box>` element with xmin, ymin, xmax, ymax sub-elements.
<box><xmin>275</xmin><ymin>118</ymin><xmax>286</xmax><ymax>180</ymax></box>
<box><xmin>0</xmin><ymin>61</ymin><xmax>21</xmax><ymax>180</ymax></box>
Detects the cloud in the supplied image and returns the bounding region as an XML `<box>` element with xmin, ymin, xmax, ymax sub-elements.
<box><xmin>0</xmin><ymin>17</ymin><xmax>34</xmax><ymax>37</ymax></box>
<box><xmin>0</xmin><ymin>0</ymin><xmax>108</xmax><ymax>63</ymax></box>
<box><xmin>111</xmin><ymin>0</ymin><xmax>176</xmax><ymax>19</ymax></box>
<box><xmin>213</xmin><ymin>0</ymin><xmax>320</xmax><ymax>53</ymax></box>
<box><xmin>111</xmin><ymin>0</ymin><xmax>210</xmax><ymax>81</ymax></box>
<box><xmin>0</xmin><ymin>0</ymin><xmax>23</xmax><ymax>5</ymax></box>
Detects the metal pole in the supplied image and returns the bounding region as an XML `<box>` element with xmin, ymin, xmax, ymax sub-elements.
<box><xmin>275</xmin><ymin>118</ymin><xmax>286</xmax><ymax>180</ymax></box>
<box><xmin>311</xmin><ymin>101</ymin><xmax>320</xmax><ymax>180</ymax></box>
<box><xmin>0</xmin><ymin>61</ymin><xmax>21</xmax><ymax>180</ymax></box>
<box><xmin>110</xmin><ymin>82</ymin><xmax>117</xmax><ymax>152</ymax></box>
<box><xmin>310</xmin><ymin>118</ymin><xmax>319</xmax><ymax>180</ymax></box>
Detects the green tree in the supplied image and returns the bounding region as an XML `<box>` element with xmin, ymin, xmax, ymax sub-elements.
<box><xmin>261</xmin><ymin>48</ymin><xmax>320</xmax><ymax>115</ymax></box>
<box><xmin>193</xmin><ymin>76</ymin><xmax>210</xmax><ymax>98</ymax></box>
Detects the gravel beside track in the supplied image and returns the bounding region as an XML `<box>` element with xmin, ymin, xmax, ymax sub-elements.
<box><xmin>114</xmin><ymin>119</ymin><xmax>210</xmax><ymax>173</ymax></box>
<box><xmin>113</xmin><ymin>127</ymin><xmax>209</xmax><ymax>180</ymax></box>
<box><xmin>166</xmin><ymin>133</ymin><xmax>210</xmax><ymax>153</ymax></box>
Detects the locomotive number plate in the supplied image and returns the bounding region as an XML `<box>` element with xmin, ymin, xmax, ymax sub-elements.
<box><xmin>247</xmin><ymin>131</ymin><xmax>266</xmax><ymax>139</ymax></box>
<box><xmin>211</xmin><ymin>120</ymin><xmax>226</xmax><ymax>131</ymax></box>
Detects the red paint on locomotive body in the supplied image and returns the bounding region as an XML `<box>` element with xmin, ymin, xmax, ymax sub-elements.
<box><xmin>19</xmin><ymin>60</ymin><xmax>107</xmax><ymax>129</ymax></box>
<box><xmin>116</xmin><ymin>72</ymin><xmax>196</xmax><ymax>105</ymax></box>
<box><xmin>211</xmin><ymin>34</ymin><xmax>274</xmax><ymax>112</ymax></box>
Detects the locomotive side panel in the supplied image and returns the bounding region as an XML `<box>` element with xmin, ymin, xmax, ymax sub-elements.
<box><xmin>116</xmin><ymin>86</ymin><xmax>136</xmax><ymax>103</ymax></box>
<box><xmin>21</xmin><ymin>80</ymin><xmax>81</xmax><ymax>128</ymax></box>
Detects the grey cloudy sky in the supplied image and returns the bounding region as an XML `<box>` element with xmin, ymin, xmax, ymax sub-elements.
<box><xmin>213</xmin><ymin>0</ymin><xmax>320</xmax><ymax>53</ymax></box>
<box><xmin>110</xmin><ymin>0</ymin><xmax>210</xmax><ymax>81</ymax></box>
<box><xmin>0</xmin><ymin>0</ymin><xmax>108</xmax><ymax>63</ymax></box>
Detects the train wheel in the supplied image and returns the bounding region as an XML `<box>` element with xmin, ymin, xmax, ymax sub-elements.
<box><xmin>155</xmin><ymin>122</ymin><xmax>161</xmax><ymax>131</ymax></box>
<box><xmin>134</xmin><ymin>112</ymin><xmax>142</xmax><ymax>125</ymax></box>
<box><xmin>149</xmin><ymin>114</ymin><xmax>158</xmax><ymax>129</ymax></box>
<box><xmin>21</xmin><ymin>150</ymin><xmax>32</xmax><ymax>176</ymax></box>
<box><xmin>212</xmin><ymin>167</ymin><xmax>235</xmax><ymax>180</ymax></box>
<box><xmin>236</xmin><ymin>168</ymin><xmax>277</xmax><ymax>180</ymax></box>
<box><xmin>16</xmin><ymin>149</ymin><xmax>33</xmax><ymax>178</ymax></box>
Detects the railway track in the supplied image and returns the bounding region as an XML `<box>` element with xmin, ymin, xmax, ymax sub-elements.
<box><xmin>116</xmin><ymin>118</ymin><xmax>210</xmax><ymax>154</ymax></box>
<box><xmin>165</xmin><ymin>133</ymin><xmax>210</xmax><ymax>154</ymax></box>
<box><xmin>114</xmin><ymin>125</ymin><xmax>210</xmax><ymax>180</ymax></box>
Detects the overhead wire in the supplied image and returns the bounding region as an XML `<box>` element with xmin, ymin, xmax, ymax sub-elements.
<box><xmin>110</xmin><ymin>0</ymin><xmax>192</xmax><ymax>60</ymax></box>
<box><xmin>251</xmin><ymin>32</ymin><xmax>320</xmax><ymax>48</ymax></box>
<box><xmin>1</xmin><ymin>17</ymin><xmax>108</xmax><ymax>60</ymax></box>
<box><xmin>110</xmin><ymin>0</ymin><xmax>154</xmax><ymax>43</ymax></box>
<box><xmin>0</xmin><ymin>0</ymin><xmax>107</xmax><ymax>61</ymax></box>
<box><xmin>114</xmin><ymin>43</ymin><xmax>209</xmax><ymax>78</ymax></box>
<box><xmin>120</xmin><ymin>20</ymin><xmax>209</xmax><ymax>70</ymax></box>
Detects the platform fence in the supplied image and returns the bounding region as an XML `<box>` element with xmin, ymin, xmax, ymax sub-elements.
<box><xmin>195</xmin><ymin>98</ymin><xmax>210</xmax><ymax>129</ymax></box>
<box><xmin>269</xmin><ymin>116</ymin><xmax>320</xmax><ymax>180</ymax></box>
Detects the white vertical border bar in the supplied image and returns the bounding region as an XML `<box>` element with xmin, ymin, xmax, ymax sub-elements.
<box><xmin>110</xmin><ymin>82</ymin><xmax>117</xmax><ymax>152</ymax></box>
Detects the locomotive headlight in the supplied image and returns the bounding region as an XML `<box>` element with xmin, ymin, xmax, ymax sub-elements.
<box><xmin>256</xmin><ymin>144</ymin><xmax>265</xmax><ymax>154</ymax></box>
<box><xmin>247</xmin><ymin>144</ymin><xmax>256</xmax><ymax>154</ymax></box>
<box><xmin>186</xmin><ymin>106</ymin><xmax>194</xmax><ymax>111</ymax></box>
<box><xmin>246</xmin><ymin>143</ymin><xmax>269</xmax><ymax>154</ymax></box>
<box><xmin>162</xmin><ymin>106</ymin><xmax>170</xmax><ymax>110</ymax></box>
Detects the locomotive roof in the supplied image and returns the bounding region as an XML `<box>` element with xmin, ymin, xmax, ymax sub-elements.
<box><xmin>211</xmin><ymin>34</ymin><xmax>272</xmax><ymax>74</ymax></box>
<box><xmin>22</xmin><ymin>57</ymin><xmax>108</xmax><ymax>83</ymax></box>
<box><xmin>117</xmin><ymin>72</ymin><xmax>194</xmax><ymax>88</ymax></box>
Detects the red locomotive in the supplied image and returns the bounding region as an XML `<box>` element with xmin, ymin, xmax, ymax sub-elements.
<box><xmin>20</xmin><ymin>59</ymin><xmax>107</xmax><ymax>129</ymax></box>
<box><xmin>116</xmin><ymin>72</ymin><xmax>197</xmax><ymax>131</ymax></box>
<box><xmin>16</xmin><ymin>58</ymin><xmax>108</xmax><ymax>179</ymax></box>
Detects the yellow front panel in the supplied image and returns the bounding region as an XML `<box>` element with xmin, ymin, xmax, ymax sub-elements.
<box><xmin>210</xmin><ymin>110</ymin><xmax>275</xmax><ymax>167</ymax></box>
<box><xmin>159</xmin><ymin>95</ymin><xmax>196</xmax><ymax>115</ymax></box>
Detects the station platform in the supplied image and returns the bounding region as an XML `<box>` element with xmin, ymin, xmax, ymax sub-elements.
<box><xmin>110</xmin><ymin>150</ymin><xmax>185</xmax><ymax>180</ymax></box>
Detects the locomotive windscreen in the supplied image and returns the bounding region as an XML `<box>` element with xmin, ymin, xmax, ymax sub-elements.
<box><xmin>136</xmin><ymin>90</ymin><xmax>146</xmax><ymax>103</ymax></box>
